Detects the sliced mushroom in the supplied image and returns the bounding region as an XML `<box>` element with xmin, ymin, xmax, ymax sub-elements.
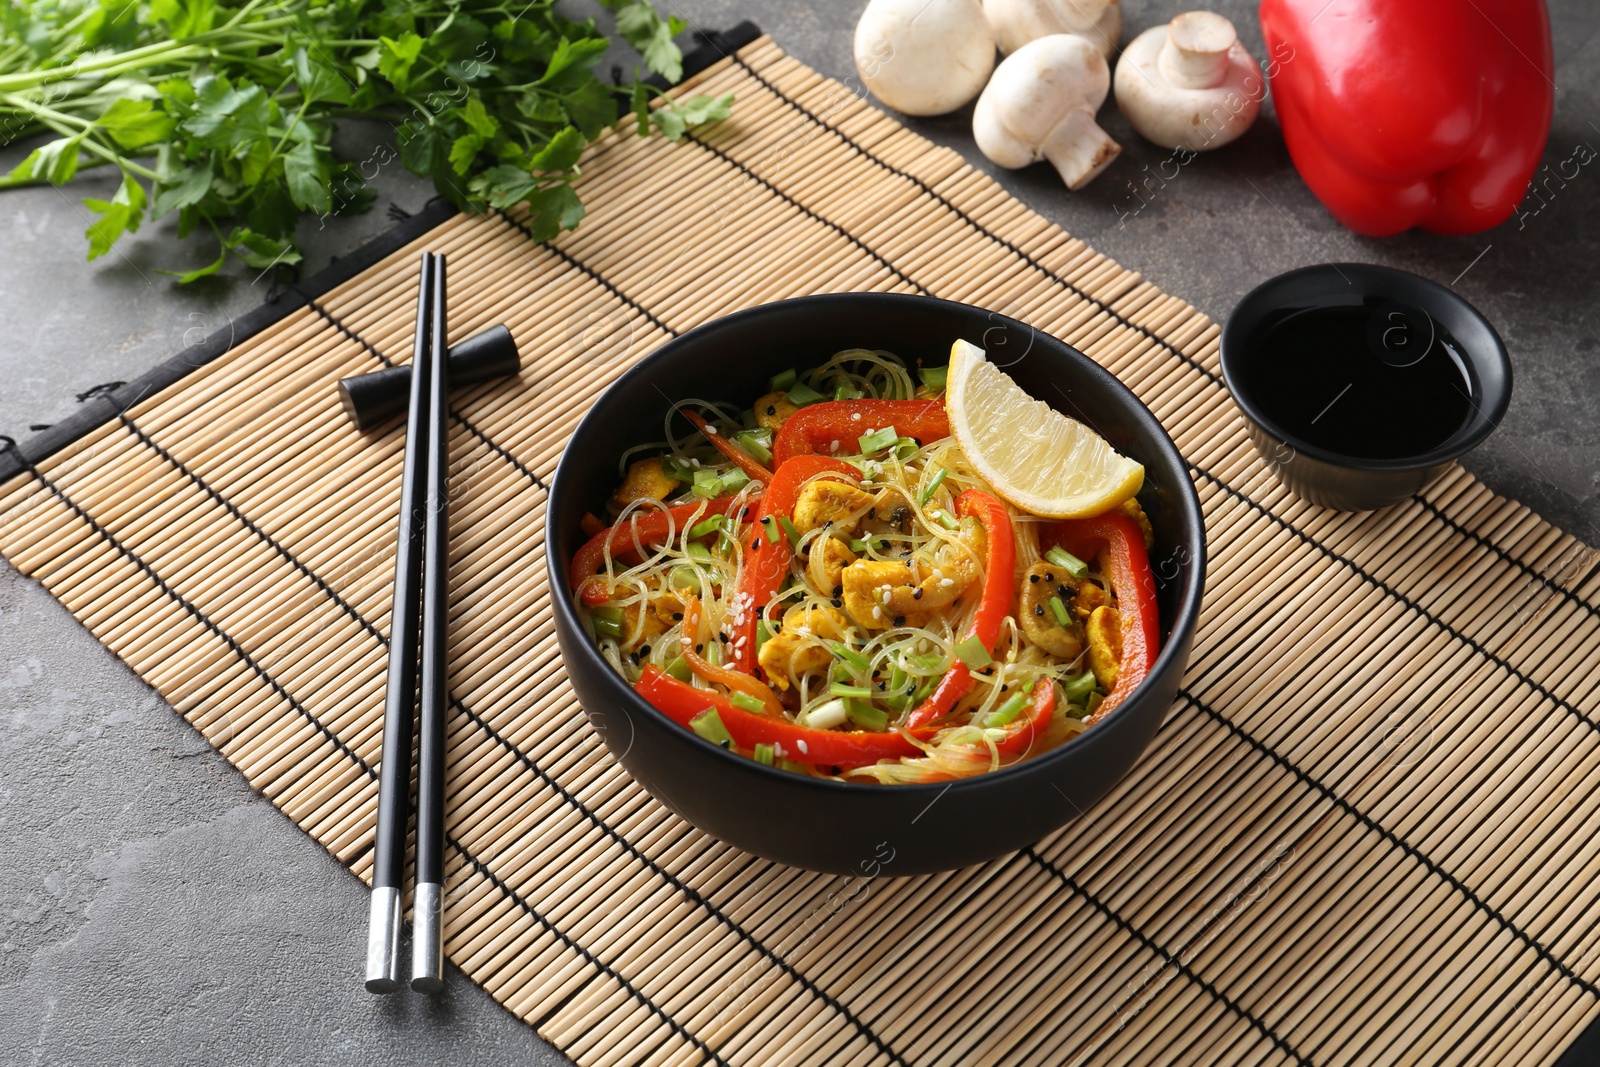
<box><xmin>972</xmin><ymin>34</ymin><xmax>1121</xmax><ymax>190</ymax></box>
<box><xmin>1113</xmin><ymin>11</ymin><xmax>1263</xmax><ymax>151</ymax></box>
<box><xmin>854</xmin><ymin>0</ymin><xmax>997</xmax><ymax>117</ymax></box>
<box><xmin>983</xmin><ymin>0</ymin><xmax>1121</xmax><ymax>59</ymax></box>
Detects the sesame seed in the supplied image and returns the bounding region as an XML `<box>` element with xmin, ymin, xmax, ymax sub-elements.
<box><xmin>705</xmin><ymin>424</ymin><xmax>719</xmax><ymax>435</ymax></box>
<box><xmin>892</xmin><ymin>615</ymin><xmax>905</xmax><ymax>626</ymax></box>
<box><xmin>872</xmin><ymin>606</ymin><xmax>883</xmax><ymax>620</ymax></box>
<box><xmin>797</xmin><ymin>740</ymin><xmax>809</xmax><ymax>755</ymax></box>
<box><xmin>1043</xmin><ymin>572</ymin><xmax>1055</xmax><ymax>582</ymax></box>
<box><xmin>766</xmin><ymin>405</ymin><xmax>777</xmax><ymax>416</ymax></box>
<box><xmin>851</xmin><ymin>413</ymin><xmax>862</xmax><ymax>421</ymax></box>
<box><xmin>913</xmin><ymin>588</ymin><xmax>923</xmax><ymax>600</ymax></box>
<box><xmin>1029</xmin><ymin>574</ymin><xmax>1040</xmax><ymax>584</ymax></box>
<box><xmin>940</xmin><ymin>578</ymin><xmax>955</xmax><ymax>587</ymax></box>
<box><xmin>1034</xmin><ymin>605</ymin><xmax>1045</xmax><ymax>616</ymax></box>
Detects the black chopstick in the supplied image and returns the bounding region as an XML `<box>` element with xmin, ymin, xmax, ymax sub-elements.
<box><xmin>411</xmin><ymin>252</ymin><xmax>450</xmax><ymax>992</ymax></box>
<box><xmin>365</xmin><ymin>252</ymin><xmax>434</xmax><ymax>994</ymax></box>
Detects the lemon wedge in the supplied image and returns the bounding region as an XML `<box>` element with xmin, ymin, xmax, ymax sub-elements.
<box><xmin>945</xmin><ymin>339</ymin><xmax>1144</xmax><ymax>518</ymax></box>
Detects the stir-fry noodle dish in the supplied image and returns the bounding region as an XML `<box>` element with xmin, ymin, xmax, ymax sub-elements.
<box><xmin>570</xmin><ymin>341</ymin><xmax>1161</xmax><ymax>785</ymax></box>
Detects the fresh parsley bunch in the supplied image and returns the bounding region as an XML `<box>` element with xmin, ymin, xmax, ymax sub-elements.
<box><xmin>0</xmin><ymin>0</ymin><xmax>733</xmax><ymax>279</ymax></box>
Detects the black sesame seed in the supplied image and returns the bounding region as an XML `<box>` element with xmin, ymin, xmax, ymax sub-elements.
<box><xmin>867</xmin><ymin>508</ymin><xmax>876</xmax><ymax>520</ymax></box>
<box><xmin>831</xmin><ymin>598</ymin><xmax>843</xmax><ymax>608</ymax></box>
<box><xmin>913</xmin><ymin>588</ymin><xmax>923</xmax><ymax>600</ymax></box>
<box><xmin>1029</xmin><ymin>574</ymin><xmax>1040</xmax><ymax>584</ymax></box>
<box><xmin>1058</xmin><ymin>585</ymin><xmax>1072</xmax><ymax>598</ymax></box>
<box><xmin>719</xmin><ymin>739</ymin><xmax>732</xmax><ymax>749</ymax></box>
<box><xmin>695</xmin><ymin>643</ymin><xmax>704</xmax><ymax>654</ymax></box>
<box><xmin>893</xmin><ymin>615</ymin><xmax>905</xmax><ymax>626</ymax></box>
<box><xmin>832</xmin><ymin>585</ymin><xmax>843</xmax><ymax>597</ymax></box>
<box><xmin>1034</xmin><ymin>605</ymin><xmax>1045</xmax><ymax>616</ymax></box>
<box><xmin>766</xmin><ymin>405</ymin><xmax>777</xmax><ymax>416</ymax></box>
<box><xmin>719</xmin><ymin>632</ymin><xmax>729</xmax><ymax>643</ymax></box>
<box><xmin>638</xmin><ymin>644</ymin><xmax>651</xmax><ymax>657</ymax></box>
<box><xmin>1043</xmin><ymin>572</ymin><xmax>1055</xmax><ymax>582</ymax></box>
<box><xmin>672</xmin><ymin>612</ymin><xmax>683</xmax><ymax>621</ymax></box>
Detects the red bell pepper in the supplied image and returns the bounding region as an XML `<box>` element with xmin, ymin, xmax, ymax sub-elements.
<box><xmin>634</xmin><ymin>664</ymin><xmax>930</xmax><ymax>768</ymax></box>
<box><xmin>1045</xmin><ymin>511</ymin><xmax>1159</xmax><ymax>721</ymax></box>
<box><xmin>903</xmin><ymin>489</ymin><xmax>1015</xmax><ymax>729</ymax></box>
<box><xmin>1260</xmin><ymin>0</ymin><xmax>1554</xmax><ymax>236</ymax></box>
<box><xmin>570</xmin><ymin>497</ymin><xmax>745</xmax><ymax>605</ymax></box>
<box><xmin>730</xmin><ymin>455</ymin><xmax>862</xmax><ymax>673</ymax></box>
<box><xmin>771</xmin><ymin>399</ymin><xmax>950</xmax><ymax>467</ymax></box>
<box><xmin>681</xmin><ymin>409</ymin><xmax>775</xmax><ymax>484</ymax></box>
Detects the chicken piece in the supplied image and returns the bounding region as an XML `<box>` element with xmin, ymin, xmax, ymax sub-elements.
<box><xmin>1086</xmin><ymin>606</ymin><xmax>1123</xmax><ymax>690</ymax></box>
<box><xmin>609</xmin><ymin>456</ymin><xmax>678</xmax><ymax>513</ymax></box>
<box><xmin>758</xmin><ymin>603</ymin><xmax>850</xmax><ymax>690</ymax></box>
<box><xmin>753</xmin><ymin>391</ymin><xmax>801</xmax><ymax>431</ymax></box>
<box><xmin>1024</xmin><ymin>563</ymin><xmax>1088</xmax><ymax>655</ymax></box>
<box><xmin>809</xmin><ymin>536</ymin><xmax>857</xmax><ymax>594</ymax></box>
<box><xmin>619</xmin><ymin>600</ymin><xmax>669</xmax><ymax>651</ymax></box>
<box><xmin>839</xmin><ymin>514</ymin><xmax>987</xmax><ymax>629</ymax></box>
<box><xmin>1120</xmin><ymin>498</ymin><xmax>1156</xmax><ymax>551</ymax></box>
<box><xmin>792</xmin><ymin>478</ymin><xmax>876</xmax><ymax>535</ymax></box>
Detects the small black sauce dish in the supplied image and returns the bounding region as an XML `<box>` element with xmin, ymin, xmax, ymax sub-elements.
<box><xmin>546</xmin><ymin>293</ymin><xmax>1206</xmax><ymax>875</ymax></box>
<box><xmin>1220</xmin><ymin>264</ymin><xmax>1513</xmax><ymax>512</ymax></box>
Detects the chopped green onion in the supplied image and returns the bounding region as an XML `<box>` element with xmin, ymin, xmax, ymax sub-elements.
<box><xmin>803</xmin><ymin>698</ymin><xmax>849</xmax><ymax>729</ymax></box>
<box><xmin>687</xmin><ymin>541</ymin><xmax>714</xmax><ymax>561</ymax></box>
<box><xmin>919</xmin><ymin>365</ymin><xmax>948</xmax><ymax>391</ymax></box>
<box><xmin>849</xmin><ymin>535</ymin><xmax>888</xmax><ymax>553</ymax></box>
<box><xmin>889</xmin><ymin>664</ymin><xmax>908</xmax><ymax>694</ymax></box>
<box><xmin>845</xmin><ymin>699</ymin><xmax>888</xmax><ymax>731</ymax></box>
<box><xmin>730</xmin><ymin>691</ymin><xmax>767</xmax><ymax>713</ymax></box>
<box><xmin>669</xmin><ymin>566</ymin><xmax>701</xmax><ymax>590</ymax></box>
<box><xmin>753</xmin><ymin>743</ymin><xmax>776</xmax><ymax>766</ymax></box>
<box><xmin>688</xmin><ymin>514</ymin><xmax>725</xmax><ymax>539</ymax></box>
<box><xmin>718</xmin><ymin>468</ymin><xmax>750</xmax><ymax>494</ymax></box>
<box><xmin>1085</xmin><ymin>692</ymin><xmax>1104</xmax><ymax>717</ymax></box>
<box><xmin>777</xmin><ymin>515</ymin><xmax>801</xmax><ymax>551</ymax></box>
<box><xmin>857</xmin><ymin>425</ymin><xmax>899</xmax><ymax>454</ymax></box>
<box><xmin>1048</xmin><ymin>595</ymin><xmax>1071</xmax><ymax>627</ymax></box>
<box><xmin>832</xmin><ymin>383</ymin><xmax>864</xmax><ymax>401</ymax></box>
<box><xmin>690</xmin><ymin>708</ymin><xmax>734</xmax><ymax>748</ymax></box>
<box><xmin>913</xmin><ymin>676</ymin><xmax>938</xmax><ymax>702</ymax></box>
<box><xmin>883</xmin><ymin>690</ymin><xmax>912</xmax><ymax>713</ymax></box>
<box><xmin>704</xmin><ymin>640</ymin><xmax>721</xmax><ymax>666</ymax></box>
<box><xmin>1045</xmin><ymin>546</ymin><xmax>1089</xmax><ymax>578</ymax></box>
<box><xmin>591</xmin><ymin>604</ymin><xmax>624</xmax><ymax>637</ymax></box>
<box><xmin>918</xmin><ymin>469</ymin><xmax>949</xmax><ymax>506</ymax></box>
<box><xmin>661</xmin><ymin>455</ymin><xmax>694</xmax><ymax>483</ymax></box>
<box><xmin>663</xmin><ymin>657</ymin><xmax>692</xmax><ymax>681</ymax></box>
<box><xmin>829</xmin><ymin>683</ymin><xmax>874</xmax><ymax>699</ymax></box>
<box><xmin>891</xmin><ymin>436</ymin><xmax>919</xmax><ymax>461</ymax></box>
<box><xmin>691</xmin><ymin>468</ymin><xmax>723</xmax><ymax>498</ymax></box>
<box><xmin>953</xmin><ymin>635</ymin><xmax>993</xmax><ymax>670</ymax></box>
<box><xmin>831</xmin><ymin>643</ymin><xmax>871</xmax><ymax>673</ymax></box>
<box><xmin>903</xmin><ymin>651</ymin><xmax>947</xmax><ymax>674</ymax></box>
<box><xmin>730</xmin><ymin>429</ymin><xmax>773</xmax><ymax>465</ymax></box>
<box><xmin>592</xmin><ymin>616</ymin><xmax>623</xmax><ymax>637</ymax></box>
<box><xmin>768</xmin><ymin>368</ymin><xmax>797</xmax><ymax>392</ymax></box>
<box><xmin>779</xmin><ymin>758</ymin><xmax>809</xmax><ymax>773</ymax></box>
<box><xmin>756</xmin><ymin>619</ymin><xmax>774</xmax><ymax>653</ymax></box>
<box><xmin>928</xmin><ymin>509</ymin><xmax>960</xmax><ymax>530</ymax></box>
<box><xmin>786</xmin><ymin>382</ymin><xmax>825</xmax><ymax>406</ymax></box>
<box><xmin>1061</xmin><ymin>670</ymin><xmax>1097</xmax><ymax>704</ymax></box>
<box><xmin>983</xmin><ymin>692</ymin><xmax>1030</xmax><ymax>728</ymax></box>
<box><xmin>762</xmin><ymin>515</ymin><xmax>781</xmax><ymax>544</ymax></box>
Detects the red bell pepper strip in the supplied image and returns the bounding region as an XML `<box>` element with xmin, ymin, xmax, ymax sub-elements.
<box><xmin>678</xmin><ymin>593</ymin><xmax>784</xmax><ymax>716</ymax></box>
<box><xmin>1044</xmin><ymin>511</ymin><xmax>1159</xmax><ymax>721</ymax></box>
<box><xmin>570</xmin><ymin>497</ymin><xmax>745</xmax><ymax>605</ymax></box>
<box><xmin>1259</xmin><ymin>0</ymin><xmax>1554</xmax><ymax>236</ymax></box>
<box><xmin>993</xmin><ymin>677</ymin><xmax>1056</xmax><ymax>756</ymax></box>
<box><xmin>634</xmin><ymin>664</ymin><xmax>930</xmax><ymax>768</ymax></box>
<box><xmin>771</xmin><ymin>399</ymin><xmax>950</xmax><ymax>467</ymax></box>
<box><xmin>681</xmin><ymin>409</ymin><xmax>775</xmax><ymax>484</ymax></box>
<box><xmin>903</xmin><ymin>489</ymin><xmax>1016</xmax><ymax>730</ymax></box>
<box><xmin>731</xmin><ymin>455</ymin><xmax>861</xmax><ymax>673</ymax></box>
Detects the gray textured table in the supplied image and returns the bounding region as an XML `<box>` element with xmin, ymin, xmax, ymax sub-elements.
<box><xmin>2</xmin><ymin>2</ymin><xmax>1596</xmax><ymax>1063</ymax></box>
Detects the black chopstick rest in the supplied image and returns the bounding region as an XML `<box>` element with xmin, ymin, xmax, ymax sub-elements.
<box><xmin>337</xmin><ymin>324</ymin><xmax>520</xmax><ymax>432</ymax></box>
<box><xmin>365</xmin><ymin>252</ymin><xmax>435</xmax><ymax>995</ymax></box>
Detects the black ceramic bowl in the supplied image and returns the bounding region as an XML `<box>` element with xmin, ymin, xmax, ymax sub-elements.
<box><xmin>1221</xmin><ymin>263</ymin><xmax>1512</xmax><ymax>511</ymax></box>
<box><xmin>546</xmin><ymin>294</ymin><xmax>1206</xmax><ymax>875</ymax></box>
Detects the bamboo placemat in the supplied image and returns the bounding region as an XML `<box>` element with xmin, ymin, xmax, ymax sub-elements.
<box><xmin>4</xmin><ymin>30</ymin><xmax>1600</xmax><ymax>1066</ymax></box>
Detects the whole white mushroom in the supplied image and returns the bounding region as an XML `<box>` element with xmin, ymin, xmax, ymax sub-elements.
<box><xmin>972</xmin><ymin>34</ymin><xmax>1121</xmax><ymax>191</ymax></box>
<box><xmin>853</xmin><ymin>0</ymin><xmax>996</xmax><ymax>117</ymax></box>
<box><xmin>982</xmin><ymin>0</ymin><xmax>1122</xmax><ymax>59</ymax></box>
<box><xmin>1113</xmin><ymin>11</ymin><xmax>1263</xmax><ymax>152</ymax></box>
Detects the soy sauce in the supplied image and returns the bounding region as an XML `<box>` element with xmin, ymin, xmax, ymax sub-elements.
<box><xmin>1239</xmin><ymin>299</ymin><xmax>1476</xmax><ymax>460</ymax></box>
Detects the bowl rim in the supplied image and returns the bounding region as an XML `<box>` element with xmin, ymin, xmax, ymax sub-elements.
<box><xmin>1219</xmin><ymin>262</ymin><xmax>1513</xmax><ymax>473</ymax></box>
<box><xmin>546</xmin><ymin>292</ymin><xmax>1207</xmax><ymax>796</ymax></box>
